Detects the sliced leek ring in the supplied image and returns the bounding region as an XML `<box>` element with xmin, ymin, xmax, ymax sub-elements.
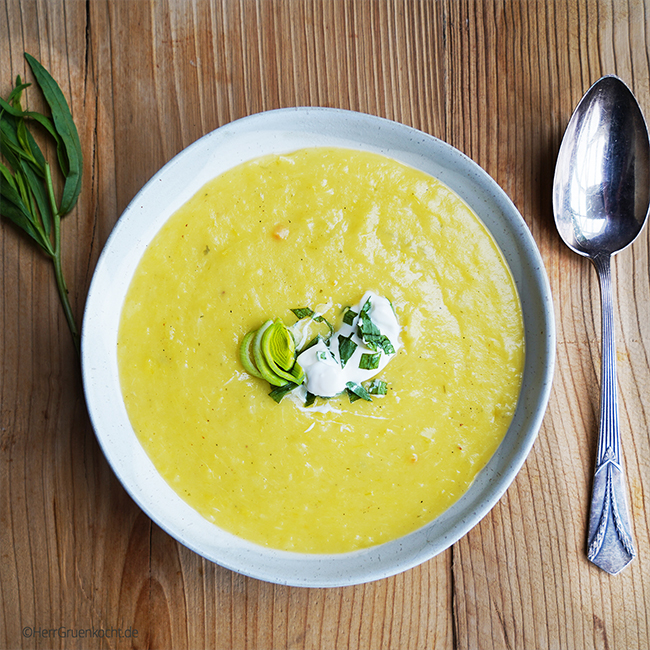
<box><xmin>265</xmin><ymin>319</ymin><xmax>296</xmax><ymax>371</ymax></box>
<box><xmin>261</xmin><ymin>320</ymin><xmax>305</xmax><ymax>384</ymax></box>
<box><xmin>240</xmin><ymin>318</ymin><xmax>305</xmax><ymax>389</ymax></box>
<box><xmin>239</xmin><ymin>330</ymin><xmax>264</xmax><ymax>378</ymax></box>
<box><xmin>252</xmin><ymin>321</ymin><xmax>288</xmax><ymax>386</ymax></box>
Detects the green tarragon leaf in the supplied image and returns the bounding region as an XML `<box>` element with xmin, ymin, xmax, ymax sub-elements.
<box><xmin>25</xmin><ymin>52</ymin><xmax>83</xmax><ymax>216</ymax></box>
<box><xmin>7</xmin><ymin>78</ymin><xmax>31</xmax><ymax>105</ymax></box>
<box><xmin>359</xmin><ymin>352</ymin><xmax>381</xmax><ymax>370</ymax></box>
<box><xmin>0</xmin><ymin>94</ymin><xmax>62</xmax><ymax>171</ymax></box>
<box><xmin>291</xmin><ymin>307</ymin><xmax>315</xmax><ymax>320</ymax></box>
<box><xmin>299</xmin><ymin>334</ymin><xmax>321</xmax><ymax>354</ymax></box>
<box><xmin>357</xmin><ymin>298</ymin><xmax>395</xmax><ymax>355</ymax></box>
<box><xmin>363</xmin><ymin>333</ymin><xmax>395</xmax><ymax>355</ymax></box>
<box><xmin>316</xmin><ymin>349</ymin><xmax>335</xmax><ymax>362</ymax></box>
<box><xmin>0</xmin><ymin>113</ymin><xmax>37</xmax><ymax>170</ymax></box>
<box><xmin>357</xmin><ymin>298</ymin><xmax>381</xmax><ymax>339</ymax></box>
<box><xmin>367</xmin><ymin>379</ymin><xmax>388</xmax><ymax>395</ymax></box>
<box><xmin>292</xmin><ymin>306</ymin><xmax>335</xmax><ymax>337</ymax></box>
<box><xmin>338</xmin><ymin>333</ymin><xmax>357</xmax><ymax>368</ymax></box>
<box><xmin>345</xmin><ymin>381</ymin><xmax>372</xmax><ymax>403</ymax></box>
<box><xmin>269</xmin><ymin>382</ymin><xmax>299</xmax><ymax>403</ymax></box>
<box><xmin>20</xmin><ymin>157</ymin><xmax>52</xmax><ymax>235</ymax></box>
<box><xmin>342</xmin><ymin>307</ymin><xmax>357</xmax><ymax>326</ymax></box>
<box><xmin>0</xmin><ymin>161</ymin><xmax>49</xmax><ymax>249</ymax></box>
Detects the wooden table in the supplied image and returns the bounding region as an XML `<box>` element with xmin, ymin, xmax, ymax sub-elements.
<box><xmin>2</xmin><ymin>1</ymin><xmax>649</xmax><ymax>648</ymax></box>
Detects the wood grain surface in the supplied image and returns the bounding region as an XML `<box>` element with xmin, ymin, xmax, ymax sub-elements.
<box><xmin>2</xmin><ymin>1</ymin><xmax>649</xmax><ymax>649</ymax></box>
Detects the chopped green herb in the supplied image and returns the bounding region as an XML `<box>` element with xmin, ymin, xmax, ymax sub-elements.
<box><xmin>367</xmin><ymin>379</ymin><xmax>388</xmax><ymax>395</ymax></box>
<box><xmin>357</xmin><ymin>298</ymin><xmax>383</xmax><ymax>350</ymax></box>
<box><xmin>358</xmin><ymin>317</ymin><xmax>381</xmax><ymax>339</ymax></box>
<box><xmin>291</xmin><ymin>307</ymin><xmax>315</xmax><ymax>320</ymax></box>
<box><xmin>363</xmin><ymin>333</ymin><xmax>395</xmax><ymax>355</ymax></box>
<box><xmin>313</xmin><ymin>314</ymin><xmax>334</xmax><ymax>336</ymax></box>
<box><xmin>342</xmin><ymin>307</ymin><xmax>357</xmax><ymax>325</ymax></box>
<box><xmin>346</xmin><ymin>381</ymin><xmax>372</xmax><ymax>402</ymax></box>
<box><xmin>338</xmin><ymin>334</ymin><xmax>357</xmax><ymax>367</ymax></box>
<box><xmin>292</xmin><ymin>306</ymin><xmax>334</xmax><ymax>337</ymax></box>
<box><xmin>304</xmin><ymin>392</ymin><xmax>316</xmax><ymax>407</ymax></box>
<box><xmin>356</xmin><ymin>298</ymin><xmax>395</xmax><ymax>354</ymax></box>
<box><xmin>359</xmin><ymin>352</ymin><xmax>381</xmax><ymax>370</ymax></box>
<box><xmin>269</xmin><ymin>382</ymin><xmax>299</xmax><ymax>403</ymax></box>
<box><xmin>299</xmin><ymin>335</ymin><xmax>321</xmax><ymax>353</ymax></box>
<box><xmin>316</xmin><ymin>349</ymin><xmax>334</xmax><ymax>362</ymax></box>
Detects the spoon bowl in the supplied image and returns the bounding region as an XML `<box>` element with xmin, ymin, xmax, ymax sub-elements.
<box><xmin>554</xmin><ymin>75</ymin><xmax>650</xmax><ymax>256</ymax></box>
<box><xmin>553</xmin><ymin>75</ymin><xmax>650</xmax><ymax>574</ymax></box>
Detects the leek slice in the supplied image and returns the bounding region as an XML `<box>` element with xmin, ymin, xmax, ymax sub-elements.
<box><xmin>252</xmin><ymin>321</ymin><xmax>287</xmax><ymax>386</ymax></box>
<box><xmin>265</xmin><ymin>318</ymin><xmax>296</xmax><ymax>371</ymax></box>
<box><xmin>239</xmin><ymin>330</ymin><xmax>264</xmax><ymax>378</ymax></box>
<box><xmin>260</xmin><ymin>320</ymin><xmax>305</xmax><ymax>384</ymax></box>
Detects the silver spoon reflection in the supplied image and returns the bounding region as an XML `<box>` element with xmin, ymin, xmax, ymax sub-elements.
<box><xmin>553</xmin><ymin>75</ymin><xmax>650</xmax><ymax>574</ymax></box>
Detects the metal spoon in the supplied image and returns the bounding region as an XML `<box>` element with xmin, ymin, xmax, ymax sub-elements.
<box><xmin>553</xmin><ymin>75</ymin><xmax>650</xmax><ymax>574</ymax></box>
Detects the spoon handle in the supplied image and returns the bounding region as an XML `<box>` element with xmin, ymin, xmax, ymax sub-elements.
<box><xmin>587</xmin><ymin>254</ymin><xmax>636</xmax><ymax>574</ymax></box>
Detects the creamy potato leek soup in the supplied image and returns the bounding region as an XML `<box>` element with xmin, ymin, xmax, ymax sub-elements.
<box><xmin>117</xmin><ymin>147</ymin><xmax>525</xmax><ymax>554</ymax></box>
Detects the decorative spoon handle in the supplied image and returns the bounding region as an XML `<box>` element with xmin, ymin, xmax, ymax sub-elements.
<box><xmin>587</xmin><ymin>254</ymin><xmax>636</xmax><ymax>574</ymax></box>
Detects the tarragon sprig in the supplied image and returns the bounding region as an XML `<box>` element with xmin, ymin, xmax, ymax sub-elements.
<box><xmin>0</xmin><ymin>53</ymin><xmax>83</xmax><ymax>355</ymax></box>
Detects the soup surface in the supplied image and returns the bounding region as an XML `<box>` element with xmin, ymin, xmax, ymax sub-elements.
<box><xmin>118</xmin><ymin>148</ymin><xmax>525</xmax><ymax>553</ymax></box>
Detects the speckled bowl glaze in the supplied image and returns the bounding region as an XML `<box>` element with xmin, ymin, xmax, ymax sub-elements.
<box><xmin>82</xmin><ymin>108</ymin><xmax>555</xmax><ymax>587</ymax></box>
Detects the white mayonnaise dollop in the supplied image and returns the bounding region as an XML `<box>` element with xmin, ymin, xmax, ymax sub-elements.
<box><xmin>296</xmin><ymin>291</ymin><xmax>400</xmax><ymax>398</ymax></box>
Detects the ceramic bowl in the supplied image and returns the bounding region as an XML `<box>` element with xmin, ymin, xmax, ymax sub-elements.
<box><xmin>82</xmin><ymin>108</ymin><xmax>555</xmax><ymax>587</ymax></box>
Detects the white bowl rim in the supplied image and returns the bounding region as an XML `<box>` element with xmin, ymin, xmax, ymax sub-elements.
<box><xmin>82</xmin><ymin>107</ymin><xmax>556</xmax><ymax>588</ymax></box>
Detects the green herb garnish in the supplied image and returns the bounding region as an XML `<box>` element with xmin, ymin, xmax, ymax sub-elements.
<box><xmin>346</xmin><ymin>381</ymin><xmax>372</xmax><ymax>402</ymax></box>
<box><xmin>292</xmin><ymin>306</ymin><xmax>334</xmax><ymax>336</ymax></box>
<box><xmin>357</xmin><ymin>299</ymin><xmax>381</xmax><ymax>342</ymax></box>
<box><xmin>242</xmin><ymin>296</ymin><xmax>397</xmax><ymax>407</ymax></box>
<box><xmin>338</xmin><ymin>333</ymin><xmax>357</xmax><ymax>367</ymax></box>
<box><xmin>1</xmin><ymin>54</ymin><xmax>83</xmax><ymax>355</ymax></box>
<box><xmin>366</xmin><ymin>334</ymin><xmax>395</xmax><ymax>355</ymax></box>
<box><xmin>348</xmin><ymin>379</ymin><xmax>389</xmax><ymax>401</ymax></box>
<box><xmin>342</xmin><ymin>307</ymin><xmax>357</xmax><ymax>325</ymax></box>
<box><xmin>357</xmin><ymin>298</ymin><xmax>395</xmax><ymax>354</ymax></box>
<box><xmin>291</xmin><ymin>307</ymin><xmax>315</xmax><ymax>320</ymax></box>
<box><xmin>367</xmin><ymin>379</ymin><xmax>388</xmax><ymax>395</ymax></box>
<box><xmin>269</xmin><ymin>382</ymin><xmax>299</xmax><ymax>403</ymax></box>
<box><xmin>359</xmin><ymin>352</ymin><xmax>381</xmax><ymax>370</ymax></box>
<box><xmin>316</xmin><ymin>349</ymin><xmax>335</xmax><ymax>362</ymax></box>
<box><xmin>299</xmin><ymin>335</ymin><xmax>321</xmax><ymax>353</ymax></box>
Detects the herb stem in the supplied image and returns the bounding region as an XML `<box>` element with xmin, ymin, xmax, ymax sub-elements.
<box><xmin>52</xmin><ymin>212</ymin><xmax>80</xmax><ymax>355</ymax></box>
<box><xmin>45</xmin><ymin>161</ymin><xmax>80</xmax><ymax>356</ymax></box>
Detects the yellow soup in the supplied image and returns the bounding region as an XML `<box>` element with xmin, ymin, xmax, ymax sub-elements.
<box><xmin>118</xmin><ymin>148</ymin><xmax>524</xmax><ymax>553</ymax></box>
